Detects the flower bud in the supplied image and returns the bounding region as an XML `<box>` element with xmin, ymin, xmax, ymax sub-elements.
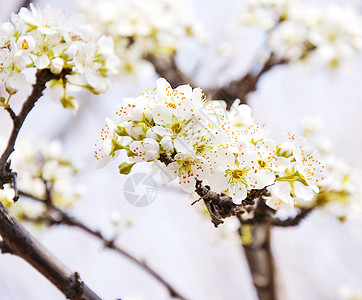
<box><xmin>64</xmin><ymin>44</ymin><xmax>78</xmax><ymax>59</ymax></box>
<box><xmin>51</xmin><ymin>57</ymin><xmax>64</xmax><ymax>74</ymax></box>
<box><xmin>278</xmin><ymin>142</ymin><xmax>293</xmax><ymax>157</ymax></box>
<box><xmin>160</xmin><ymin>136</ymin><xmax>173</xmax><ymax>152</ymax></box>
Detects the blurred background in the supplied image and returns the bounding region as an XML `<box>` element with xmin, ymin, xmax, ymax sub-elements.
<box><xmin>0</xmin><ymin>0</ymin><xmax>362</xmax><ymax>299</ymax></box>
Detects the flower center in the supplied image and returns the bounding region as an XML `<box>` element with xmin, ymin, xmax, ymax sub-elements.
<box><xmin>166</xmin><ymin>101</ymin><xmax>177</xmax><ymax>109</ymax></box>
<box><xmin>22</xmin><ymin>40</ymin><xmax>29</xmax><ymax>50</ymax></box>
<box><xmin>258</xmin><ymin>159</ymin><xmax>266</xmax><ymax>168</ymax></box>
<box><xmin>171</xmin><ymin>122</ymin><xmax>183</xmax><ymax>134</ymax></box>
<box><xmin>232</xmin><ymin>169</ymin><xmax>244</xmax><ymax>179</ymax></box>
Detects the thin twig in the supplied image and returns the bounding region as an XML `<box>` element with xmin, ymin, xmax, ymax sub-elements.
<box><xmin>5</xmin><ymin>106</ymin><xmax>17</xmax><ymax>121</ymax></box>
<box><xmin>272</xmin><ymin>208</ymin><xmax>313</xmax><ymax>227</ymax></box>
<box><xmin>18</xmin><ymin>191</ymin><xmax>188</xmax><ymax>300</ymax></box>
<box><xmin>0</xmin><ymin>201</ymin><xmax>101</xmax><ymax>300</ymax></box>
<box><xmin>0</xmin><ymin>68</ymin><xmax>100</xmax><ymax>299</ymax></box>
<box><xmin>14</xmin><ymin>0</ymin><xmax>32</xmax><ymax>14</ymax></box>
<box><xmin>159</xmin><ymin>153</ymin><xmax>268</xmax><ymax>227</ymax></box>
<box><xmin>0</xmin><ymin>69</ymin><xmax>70</xmax><ymax>188</ymax></box>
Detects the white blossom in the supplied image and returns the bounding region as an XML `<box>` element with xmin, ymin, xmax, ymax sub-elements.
<box><xmin>0</xmin><ymin>4</ymin><xmax>119</xmax><ymax>108</ymax></box>
<box><xmin>81</xmin><ymin>0</ymin><xmax>203</xmax><ymax>78</ymax></box>
<box><xmin>97</xmin><ymin>78</ymin><xmax>328</xmax><ymax>210</ymax></box>
<box><xmin>240</xmin><ymin>0</ymin><xmax>362</xmax><ymax>67</ymax></box>
<box><xmin>0</xmin><ymin>137</ymin><xmax>84</xmax><ymax>223</ymax></box>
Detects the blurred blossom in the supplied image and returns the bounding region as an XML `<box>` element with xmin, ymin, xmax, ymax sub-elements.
<box><xmin>240</xmin><ymin>0</ymin><xmax>362</xmax><ymax>68</ymax></box>
<box><xmin>339</xmin><ymin>286</ymin><xmax>362</xmax><ymax>300</ymax></box>
<box><xmin>110</xmin><ymin>211</ymin><xmax>134</xmax><ymax>236</ymax></box>
<box><xmin>80</xmin><ymin>0</ymin><xmax>205</xmax><ymax>79</ymax></box>
<box><xmin>0</xmin><ymin>137</ymin><xmax>85</xmax><ymax>224</ymax></box>
<box><xmin>0</xmin><ymin>4</ymin><xmax>119</xmax><ymax>110</ymax></box>
<box><xmin>270</xmin><ymin>120</ymin><xmax>362</xmax><ymax>222</ymax></box>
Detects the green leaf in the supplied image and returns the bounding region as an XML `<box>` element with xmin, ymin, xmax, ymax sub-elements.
<box><xmin>118</xmin><ymin>162</ymin><xmax>136</xmax><ymax>175</ymax></box>
<box><xmin>60</xmin><ymin>94</ymin><xmax>76</xmax><ymax>109</ymax></box>
<box><xmin>110</xmin><ymin>138</ymin><xmax>128</xmax><ymax>157</ymax></box>
<box><xmin>115</xmin><ymin>125</ymin><xmax>129</xmax><ymax>136</ymax></box>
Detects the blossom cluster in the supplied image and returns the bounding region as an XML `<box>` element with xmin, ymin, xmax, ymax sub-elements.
<box><xmin>287</xmin><ymin>118</ymin><xmax>362</xmax><ymax>221</ymax></box>
<box><xmin>0</xmin><ymin>138</ymin><xmax>85</xmax><ymax>224</ymax></box>
<box><xmin>96</xmin><ymin>78</ymin><xmax>327</xmax><ymax>210</ymax></box>
<box><xmin>80</xmin><ymin>0</ymin><xmax>202</xmax><ymax>78</ymax></box>
<box><xmin>240</xmin><ymin>0</ymin><xmax>362</xmax><ymax>67</ymax></box>
<box><xmin>0</xmin><ymin>4</ymin><xmax>119</xmax><ymax>109</ymax></box>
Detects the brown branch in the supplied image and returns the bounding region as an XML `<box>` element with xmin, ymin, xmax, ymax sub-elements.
<box><xmin>159</xmin><ymin>153</ymin><xmax>267</xmax><ymax>227</ymax></box>
<box><xmin>236</xmin><ymin>196</ymin><xmax>277</xmax><ymax>300</ymax></box>
<box><xmin>238</xmin><ymin>196</ymin><xmax>275</xmax><ymax>226</ymax></box>
<box><xmin>196</xmin><ymin>180</ymin><xmax>252</xmax><ymax>227</ymax></box>
<box><xmin>13</xmin><ymin>0</ymin><xmax>32</xmax><ymax>14</ymax></box>
<box><xmin>272</xmin><ymin>208</ymin><xmax>313</xmax><ymax>227</ymax></box>
<box><xmin>240</xmin><ymin>222</ymin><xmax>276</xmax><ymax>300</ymax></box>
<box><xmin>0</xmin><ymin>201</ymin><xmax>101</xmax><ymax>300</ymax></box>
<box><xmin>0</xmin><ymin>68</ymin><xmax>101</xmax><ymax>299</ymax></box>
<box><xmin>207</xmin><ymin>53</ymin><xmax>288</xmax><ymax>108</ymax></box>
<box><xmin>5</xmin><ymin>106</ymin><xmax>17</xmax><ymax>121</ymax></box>
<box><xmin>0</xmin><ymin>69</ymin><xmax>69</xmax><ymax>189</ymax></box>
<box><xmin>145</xmin><ymin>55</ymin><xmax>197</xmax><ymax>88</ymax></box>
<box><xmin>18</xmin><ymin>191</ymin><xmax>188</xmax><ymax>300</ymax></box>
<box><xmin>160</xmin><ymin>153</ymin><xmax>314</xmax><ymax>229</ymax></box>
<box><xmin>146</xmin><ymin>52</ymin><xmax>287</xmax><ymax>109</ymax></box>
<box><xmin>237</xmin><ymin>200</ymin><xmax>313</xmax><ymax>300</ymax></box>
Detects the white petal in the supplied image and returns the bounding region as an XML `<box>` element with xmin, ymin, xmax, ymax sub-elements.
<box><xmin>179</xmin><ymin>176</ymin><xmax>196</xmax><ymax>193</ymax></box>
<box><xmin>208</xmin><ymin>170</ymin><xmax>229</xmax><ymax>193</ymax></box>
<box><xmin>274</xmin><ymin>156</ymin><xmax>290</xmax><ymax>171</ymax></box>
<box><xmin>175</xmin><ymin>84</ymin><xmax>192</xmax><ymax>98</ymax></box>
<box><xmin>156</xmin><ymin>78</ymin><xmax>171</xmax><ymax>98</ymax></box>
<box><xmin>294</xmin><ymin>181</ymin><xmax>314</xmax><ymax>201</ymax></box>
<box><xmin>160</xmin><ymin>136</ymin><xmax>173</xmax><ymax>152</ymax></box>
<box><xmin>249</xmin><ymin>169</ymin><xmax>276</xmax><ymax>189</ymax></box>
<box><xmin>174</xmin><ymin>138</ymin><xmax>194</xmax><ymax>156</ymax></box>
<box><xmin>152</xmin><ymin>126</ymin><xmax>170</xmax><ymax>137</ymax></box>
<box><xmin>35</xmin><ymin>54</ymin><xmax>50</xmax><ymax>69</ymax></box>
<box><xmin>275</xmin><ymin>182</ymin><xmax>293</xmax><ymax>205</ymax></box>
<box><xmin>229</xmin><ymin>183</ymin><xmax>247</xmax><ymax>204</ymax></box>
<box><xmin>152</xmin><ymin>104</ymin><xmax>172</xmax><ymax>125</ymax></box>
<box><xmin>7</xmin><ymin>73</ymin><xmax>26</xmax><ymax>90</ymax></box>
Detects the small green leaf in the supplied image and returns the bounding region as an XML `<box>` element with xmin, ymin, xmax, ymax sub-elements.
<box><xmin>115</xmin><ymin>125</ymin><xmax>129</xmax><ymax>136</ymax></box>
<box><xmin>60</xmin><ymin>94</ymin><xmax>76</xmax><ymax>109</ymax></box>
<box><xmin>118</xmin><ymin>162</ymin><xmax>136</xmax><ymax>175</ymax></box>
<box><xmin>110</xmin><ymin>139</ymin><xmax>129</xmax><ymax>157</ymax></box>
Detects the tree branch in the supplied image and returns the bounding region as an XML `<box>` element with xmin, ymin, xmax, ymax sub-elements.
<box><xmin>272</xmin><ymin>208</ymin><xmax>313</xmax><ymax>227</ymax></box>
<box><xmin>14</xmin><ymin>0</ymin><xmax>32</xmax><ymax>14</ymax></box>
<box><xmin>0</xmin><ymin>68</ymin><xmax>101</xmax><ymax>299</ymax></box>
<box><xmin>18</xmin><ymin>191</ymin><xmax>188</xmax><ymax>300</ymax></box>
<box><xmin>159</xmin><ymin>153</ymin><xmax>268</xmax><ymax>227</ymax></box>
<box><xmin>0</xmin><ymin>69</ymin><xmax>69</xmax><ymax>189</ymax></box>
<box><xmin>0</xmin><ymin>201</ymin><xmax>101</xmax><ymax>300</ymax></box>
<box><xmin>146</xmin><ymin>53</ymin><xmax>287</xmax><ymax>108</ymax></box>
<box><xmin>207</xmin><ymin>53</ymin><xmax>287</xmax><ymax>108</ymax></box>
<box><xmin>160</xmin><ymin>153</ymin><xmax>314</xmax><ymax>230</ymax></box>
<box><xmin>145</xmin><ymin>55</ymin><xmax>197</xmax><ymax>88</ymax></box>
<box><xmin>240</xmin><ymin>222</ymin><xmax>276</xmax><ymax>300</ymax></box>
